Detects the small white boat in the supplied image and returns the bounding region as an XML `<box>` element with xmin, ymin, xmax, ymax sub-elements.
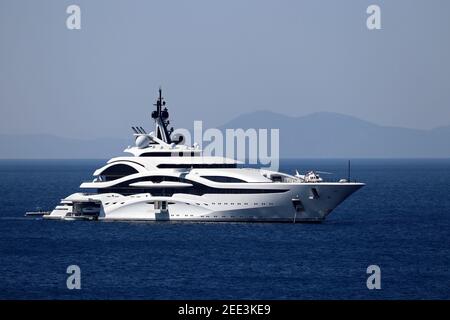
<box><xmin>25</xmin><ymin>208</ymin><xmax>50</xmax><ymax>217</ymax></box>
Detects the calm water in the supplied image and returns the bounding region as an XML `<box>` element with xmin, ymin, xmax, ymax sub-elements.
<box><xmin>0</xmin><ymin>159</ymin><xmax>449</xmax><ymax>299</ymax></box>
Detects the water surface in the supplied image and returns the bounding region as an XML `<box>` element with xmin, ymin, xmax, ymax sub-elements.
<box><xmin>0</xmin><ymin>159</ymin><xmax>449</xmax><ymax>299</ymax></box>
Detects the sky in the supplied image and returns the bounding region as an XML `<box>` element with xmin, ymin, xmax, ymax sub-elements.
<box><xmin>1</xmin><ymin>0</ymin><xmax>450</xmax><ymax>139</ymax></box>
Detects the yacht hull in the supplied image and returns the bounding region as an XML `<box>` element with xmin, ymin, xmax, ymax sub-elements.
<box><xmin>45</xmin><ymin>182</ymin><xmax>364</xmax><ymax>223</ymax></box>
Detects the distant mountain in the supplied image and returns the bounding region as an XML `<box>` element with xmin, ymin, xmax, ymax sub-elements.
<box><xmin>220</xmin><ymin>111</ymin><xmax>450</xmax><ymax>158</ymax></box>
<box><xmin>1</xmin><ymin>112</ymin><xmax>449</xmax><ymax>158</ymax></box>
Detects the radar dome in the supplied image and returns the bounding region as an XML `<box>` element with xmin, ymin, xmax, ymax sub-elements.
<box><xmin>135</xmin><ymin>135</ymin><xmax>150</xmax><ymax>149</ymax></box>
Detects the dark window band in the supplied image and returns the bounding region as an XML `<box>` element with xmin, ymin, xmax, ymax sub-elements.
<box><xmin>157</xmin><ymin>163</ymin><xmax>236</xmax><ymax>169</ymax></box>
<box><xmin>96</xmin><ymin>176</ymin><xmax>286</xmax><ymax>196</ymax></box>
<box><xmin>201</xmin><ymin>176</ymin><xmax>246</xmax><ymax>183</ymax></box>
<box><xmin>141</xmin><ymin>152</ymin><xmax>198</xmax><ymax>157</ymax></box>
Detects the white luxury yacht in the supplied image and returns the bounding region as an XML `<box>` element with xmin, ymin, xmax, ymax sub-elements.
<box><xmin>45</xmin><ymin>89</ymin><xmax>364</xmax><ymax>222</ymax></box>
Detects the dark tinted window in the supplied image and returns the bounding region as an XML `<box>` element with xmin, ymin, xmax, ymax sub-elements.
<box><xmin>202</xmin><ymin>176</ymin><xmax>246</xmax><ymax>183</ymax></box>
<box><xmin>140</xmin><ymin>152</ymin><xmax>199</xmax><ymax>157</ymax></box>
<box><xmin>157</xmin><ymin>163</ymin><xmax>236</xmax><ymax>169</ymax></box>
<box><xmin>99</xmin><ymin>164</ymin><xmax>138</xmax><ymax>181</ymax></box>
<box><xmin>97</xmin><ymin>175</ymin><xmax>286</xmax><ymax>196</ymax></box>
<box><xmin>141</xmin><ymin>152</ymin><xmax>173</xmax><ymax>157</ymax></box>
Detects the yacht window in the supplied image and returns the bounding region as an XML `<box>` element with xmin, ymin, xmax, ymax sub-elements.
<box><xmin>141</xmin><ymin>152</ymin><xmax>173</xmax><ymax>157</ymax></box>
<box><xmin>157</xmin><ymin>164</ymin><xmax>237</xmax><ymax>169</ymax></box>
<box><xmin>141</xmin><ymin>152</ymin><xmax>198</xmax><ymax>157</ymax></box>
<box><xmin>201</xmin><ymin>176</ymin><xmax>246</xmax><ymax>183</ymax></box>
<box><xmin>271</xmin><ymin>175</ymin><xmax>282</xmax><ymax>182</ymax></box>
<box><xmin>98</xmin><ymin>164</ymin><xmax>138</xmax><ymax>181</ymax></box>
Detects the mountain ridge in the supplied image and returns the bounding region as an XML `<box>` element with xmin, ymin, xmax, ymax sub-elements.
<box><xmin>220</xmin><ymin>111</ymin><xmax>450</xmax><ymax>158</ymax></box>
<box><xmin>1</xmin><ymin>111</ymin><xmax>449</xmax><ymax>158</ymax></box>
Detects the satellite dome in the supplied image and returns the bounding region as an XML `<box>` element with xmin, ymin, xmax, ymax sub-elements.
<box><xmin>135</xmin><ymin>135</ymin><xmax>150</xmax><ymax>149</ymax></box>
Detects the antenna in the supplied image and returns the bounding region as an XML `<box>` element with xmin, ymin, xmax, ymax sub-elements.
<box><xmin>131</xmin><ymin>127</ymin><xmax>138</xmax><ymax>134</ymax></box>
<box><xmin>347</xmin><ymin>160</ymin><xmax>351</xmax><ymax>182</ymax></box>
<box><xmin>150</xmin><ymin>87</ymin><xmax>172</xmax><ymax>143</ymax></box>
<box><xmin>157</xmin><ymin>87</ymin><xmax>162</xmax><ymax>114</ymax></box>
<box><xmin>139</xmin><ymin>127</ymin><xmax>147</xmax><ymax>134</ymax></box>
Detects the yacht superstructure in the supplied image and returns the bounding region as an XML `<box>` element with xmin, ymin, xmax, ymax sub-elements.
<box><xmin>46</xmin><ymin>89</ymin><xmax>364</xmax><ymax>222</ymax></box>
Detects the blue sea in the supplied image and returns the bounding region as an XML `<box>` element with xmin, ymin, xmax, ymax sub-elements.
<box><xmin>0</xmin><ymin>159</ymin><xmax>449</xmax><ymax>300</ymax></box>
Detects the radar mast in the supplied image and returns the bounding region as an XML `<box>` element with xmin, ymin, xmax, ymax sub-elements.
<box><xmin>151</xmin><ymin>87</ymin><xmax>173</xmax><ymax>143</ymax></box>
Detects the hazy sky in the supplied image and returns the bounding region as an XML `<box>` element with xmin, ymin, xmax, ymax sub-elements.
<box><xmin>1</xmin><ymin>0</ymin><xmax>450</xmax><ymax>139</ymax></box>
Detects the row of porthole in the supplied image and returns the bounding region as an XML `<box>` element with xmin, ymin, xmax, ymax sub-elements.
<box><xmin>104</xmin><ymin>202</ymin><xmax>125</xmax><ymax>206</ymax></box>
<box><xmin>170</xmin><ymin>214</ymin><xmax>195</xmax><ymax>217</ymax></box>
<box><xmin>169</xmin><ymin>215</ymin><xmax>255</xmax><ymax>219</ymax></box>
<box><xmin>210</xmin><ymin>202</ymin><xmax>274</xmax><ymax>206</ymax></box>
